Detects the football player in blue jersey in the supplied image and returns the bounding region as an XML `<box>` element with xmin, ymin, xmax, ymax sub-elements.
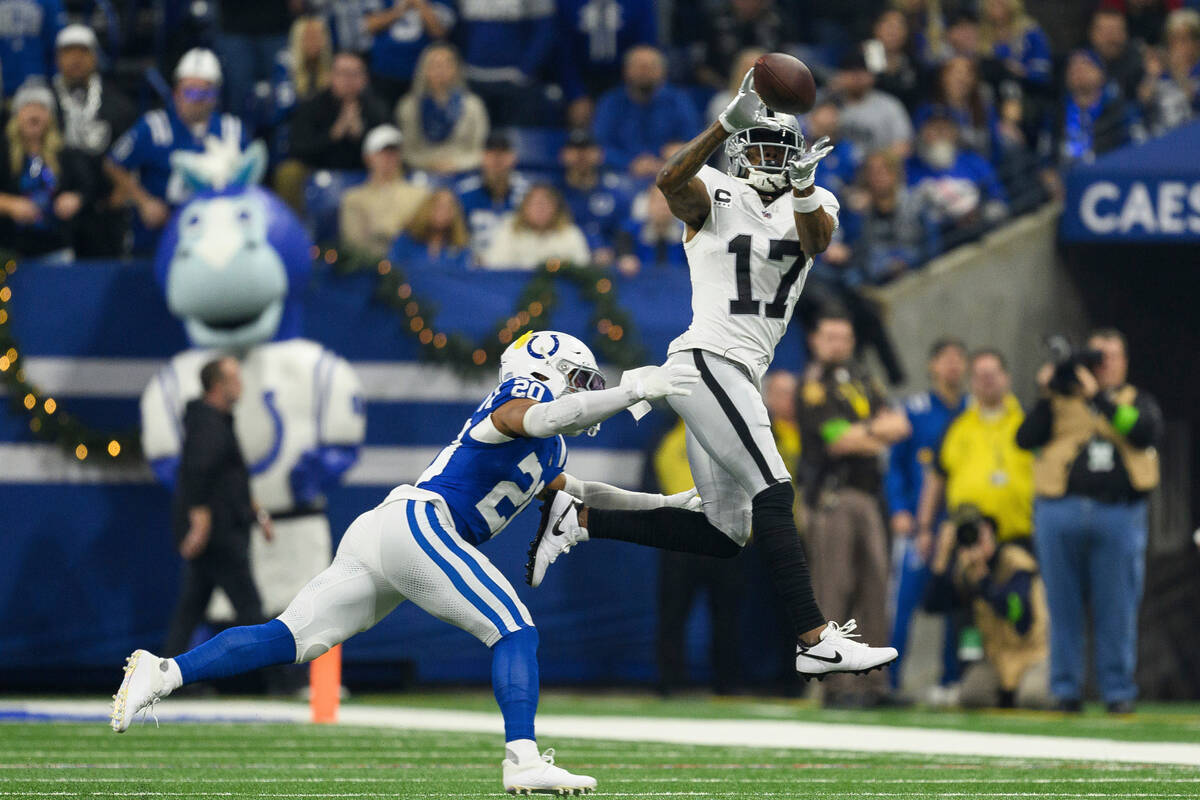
<box><xmin>111</xmin><ymin>331</ymin><xmax>700</xmax><ymax>795</ymax></box>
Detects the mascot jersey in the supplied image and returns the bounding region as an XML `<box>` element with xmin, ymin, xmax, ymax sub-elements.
<box><xmin>416</xmin><ymin>378</ymin><xmax>566</xmax><ymax>546</ymax></box>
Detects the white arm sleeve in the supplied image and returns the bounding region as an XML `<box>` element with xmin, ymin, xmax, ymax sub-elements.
<box><xmin>521</xmin><ymin>384</ymin><xmax>641</xmax><ymax>438</ymax></box>
<box><xmin>561</xmin><ymin>473</ymin><xmax>669</xmax><ymax>511</ymax></box>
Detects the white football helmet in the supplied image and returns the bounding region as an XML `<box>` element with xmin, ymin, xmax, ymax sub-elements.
<box><xmin>499</xmin><ymin>330</ymin><xmax>606</xmax><ymax>398</ymax></box>
<box><xmin>725</xmin><ymin>111</ymin><xmax>805</xmax><ymax>194</ymax></box>
<box><xmin>499</xmin><ymin>330</ymin><xmax>607</xmax><ymax>436</ymax></box>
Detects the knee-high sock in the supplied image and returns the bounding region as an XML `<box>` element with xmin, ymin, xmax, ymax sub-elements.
<box><xmin>752</xmin><ymin>482</ymin><xmax>825</xmax><ymax>636</ymax></box>
<box><xmin>491</xmin><ymin>627</ymin><xmax>539</xmax><ymax>742</ymax></box>
<box><xmin>173</xmin><ymin>618</ymin><xmax>297</xmax><ymax>684</ymax></box>
<box><xmin>586</xmin><ymin>507</ymin><xmax>741</xmax><ymax>558</ymax></box>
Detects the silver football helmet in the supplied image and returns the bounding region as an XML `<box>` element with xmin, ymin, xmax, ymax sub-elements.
<box><xmin>725</xmin><ymin>112</ymin><xmax>805</xmax><ymax>194</ymax></box>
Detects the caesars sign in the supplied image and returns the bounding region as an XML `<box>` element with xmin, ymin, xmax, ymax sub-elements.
<box><xmin>1068</xmin><ymin>179</ymin><xmax>1200</xmax><ymax>240</ymax></box>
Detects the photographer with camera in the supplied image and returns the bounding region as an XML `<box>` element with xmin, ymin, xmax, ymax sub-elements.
<box><xmin>1016</xmin><ymin>329</ymin><xmax>1162</xmax><ymax>715</ymax></box>
<box><xmin>925</xmin><ymin>505</ymin><xmax>1049</xmax><ymax>709</ymax></box>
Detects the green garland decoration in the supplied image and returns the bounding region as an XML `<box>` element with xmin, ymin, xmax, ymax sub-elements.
<box><xmin>324</xmin><ymin>245</ymin><xmax>646</xmax><ymax>372</ymax></box>
<box><xmin>0</xmin><ymin>246</ymin><xmax>646</xmax><ymax>465</ymax></box>
<box><xmin>0</xmin><ymin>253</ymin><xmax>142</xmax><ymax>464</ymax></box>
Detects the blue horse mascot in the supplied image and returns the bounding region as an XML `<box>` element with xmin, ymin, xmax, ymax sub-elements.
<box><xmin>140</xmin><ymin>135</ymin><xmax>366</xmax><ymax>621</ymax></box>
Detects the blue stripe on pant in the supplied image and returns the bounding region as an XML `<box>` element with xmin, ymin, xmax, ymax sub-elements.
<box><xmin>1033</xmin><ymin>495</ymin><xmax>1147</xmax><ymax>704</ymax></box>
<box><xmin>404</xmin><ymin>500</ymin><xmax>517</xmax><ymax>637</ymax></box>
<box><xmin>422</xmin><ymin>504</ymin><xmax>531</xmax><ymax>632</ymax></box>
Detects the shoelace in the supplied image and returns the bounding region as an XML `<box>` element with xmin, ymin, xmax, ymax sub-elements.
<box><xmin>540</xmin><ymin>748</ymin><xmax>556</xmax><ymax>766</ymax></box>
<box><xmin>823</xmin><ymin>619</ymin><xmax>865</xmax><ymax>646</ymax></box>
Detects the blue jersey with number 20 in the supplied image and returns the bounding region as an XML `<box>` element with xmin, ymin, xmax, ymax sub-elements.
<box><xmin>416</xmin><ymin>378</ymin><xmax>567</xmax><ymax>545</ymax></box>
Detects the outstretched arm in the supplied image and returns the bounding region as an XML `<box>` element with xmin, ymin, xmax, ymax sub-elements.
<box><xmin>543</xmin><ymin>473</ymin><xmax>702</xmax><ymax>511</ymax></box>
<box><xmin>655</xmin><ymin>121</ymin><xmax>725</xmax><ymax>232</ymax></box>
<box><xmin>491</xmin><ymin>363</ymin><xmax>701</xmax><ymax>438</ymax></box>
<box><xmin>786</xmin><ymin>136</ymin><xmax>837</xmax><ymax>255</ymax></box>
<box><xmin>657</xmin><ymin>68</ymin><xmax>780</xmax><ymax>233</ymax></box>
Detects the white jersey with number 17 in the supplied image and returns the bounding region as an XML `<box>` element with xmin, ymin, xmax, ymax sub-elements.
<box><xmin>667</xmin><ymin>165</ymin><xmax>840</xmax><ymax>384</ymax></box>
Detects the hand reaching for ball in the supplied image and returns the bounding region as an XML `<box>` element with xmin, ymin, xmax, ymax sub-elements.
<box><xmin>718</xmin><ymin>69</ymin><xmax>781</xmax><ymax>134</ymax></box>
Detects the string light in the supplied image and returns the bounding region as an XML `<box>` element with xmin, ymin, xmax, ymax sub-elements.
<box><xmin>0</xmin><ymin>286</ymin><xmax>10</xmax><ymax>302</ymax></box>
<box><xmin>309</xmin><ymin>245</ymin><xmax>320</xmax><ymax>260</ymax></box>
<box><xmin>433</xmin><ymin>333</ymin><xmax>447</xmax><ymax>348</ymax></box>
<box><xmin>410</xmin><ymin>317</ymin><xmax>424</xmax><ymax>332</ymax></box>
<box><xmin>43</xmin><ymin>398</ymin><xmax>56</xmax><ymax>414</ymax></box>
<box><xmin>323</xmin><ymin>248</ymin><xmax>338</xmax><ymax>264</ymax></box>
<box><xmin>498</xmin><ymin>329</ymin><xmax>513</xmax><ymax>344</ymax></box>
<box><xmin>377</xmin><ymin>260</ymin><xmax>391</xmax><ymax>275</ymax></box>
<box><xmin>74</xmin><ymin>444</ymin><xmax>88</xmax><ymax>460</ymax></box>
<box><xmin>596</xmin><ymin>278</ymin><xmax>611</xmax><ymax>294</ymax></box>
<box><xmin>0</xmin><ymin>356</ymin><xmax>10</xmax><ymax>372</ymax></box>
<box><xmin>609</xmin><ymin>325</ymin><xmax>624</xmax><ymax>341</ymax></box>
<box><xmin>107</xmin><ymin>440</ymin><xmax>121</xmax><ymax>457</ymax></box>
<box><xmin>397</xmin><ymin>284</ymin><xmax>412</xmax><ymax>299</ymax></box>
<box><xmin>546</xmin><ymin>259</ymin><xmax>561</xmax><ymax>273</ymax></box>
<box><xmin>597</xmin><ymin>318</ymin><xmax>612</xmax><ymax>334</ymax></box>
<box><xmin>5</xmin><ymin>347</ymin><xmax>16</xmax><ymax>362</ymax></box>
<box><xmin>529</xmin><ymin>301</ymin><xmax>543</xmax><ymax>316</ymax></box>
<box><xmin>472</xmin><ymin>349</ymin><xmax>487</xmax><ymax>365</ymax></box>
<box><xmin>404</xmin><ymin>301</ymin><xmax>419</xmax><ymax>317</ymax></box>
<box><xmin>0</xmin><ymin>309</ymin><xmax>7</xmax><ymax>324</ymax></box>
<box><xmin>418</xmin><ymin>329</ymin><xmax>433</xmax><ymax>344</ymax></box>
<box><xmin>29</xmin><ymin>418</ymin><xmax>41</xmax><ymax>433</ymax></box>
<box><xmin>22</xmin><ymin>394</ymin><xmax>35</xmax><ymax>410</ymax></box>
<box><xmin>4</xmin><ymin>259</ymin><xmax>15</xmax><ymax>274</ymax></box>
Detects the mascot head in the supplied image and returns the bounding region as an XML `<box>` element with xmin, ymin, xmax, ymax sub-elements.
<box><xmin>154</xmin><ymin>137</ymin><xmax>313</xmax><ymax>350</ymax></box>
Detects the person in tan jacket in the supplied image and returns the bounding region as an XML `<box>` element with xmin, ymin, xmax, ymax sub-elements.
<box><xmin>395</xmin><ymin>43</ymin><xmax>489</xmax><ymax>176</ymax></box>
<box><xmin>928</xmin><ymin>505</ymin><xmax>1049</xmax><ymax>710</ymax></box>
<box><xmin>338</xmin><ymin>124</ymin><xmax>429</xmax><ymax>258</ymax></box>
<box><xmin>479</xmin><ymin>183</ymin><xmax>591</xmax><ymax>270</ymax></box>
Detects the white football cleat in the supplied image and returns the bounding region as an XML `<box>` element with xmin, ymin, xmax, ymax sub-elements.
<box><xmin>110</xmin><ymin>649</ymin><xmax>174</xmax><ymax>732</ymax></box>
<box><xmin>795</xmin><ymin>619</ymin><xmax>898</xmax><ymax>680</ymax></box>
<box><xmin>525</xmin><ymin>490</ymin><xmax>586</xmax><ymax>588</ymax></box>
<box><xmin>503</xmin><ymin>747</ymin><xmax>596</xmax><ymax>795</ymax></box>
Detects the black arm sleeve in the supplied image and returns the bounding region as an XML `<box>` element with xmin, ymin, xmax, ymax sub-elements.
<box><xmin>1015</xmin><ymin>397</ymin><xmax>1053</xmax><ymax>450</ymax></box>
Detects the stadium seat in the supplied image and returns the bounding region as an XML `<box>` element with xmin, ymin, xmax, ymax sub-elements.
<box><xmin>303</xmin><ymin>170</ymin><xmax>366</xmax><ymax>243</ymax></box>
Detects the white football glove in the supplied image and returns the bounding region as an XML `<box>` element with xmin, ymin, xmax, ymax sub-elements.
<box><xmin>620</xmin><ymin>363</ymin><xmax>701</xmax><ymax>401</ymax></box>
<box><xmin>664</xmin><ymin>487</ymin><xmax>703</xmax><ymax>512</ymax></box>
<box><xmin>785</xmin><ymin>135</ymin><xmax>834</xmax><ymax>191</ymax></box>
<box><xmin>719</xmin><ymin>69</ymin><xmax>783</xmax><ymax>134</ymax></box>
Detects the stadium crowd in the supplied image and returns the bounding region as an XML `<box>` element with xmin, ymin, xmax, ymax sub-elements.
<box><xmin>3</xmin><ymin>0</ymin><xmax>1200</xmax><ymax>277</ymax></box>
<box><xmin>0</xmin><ymin>0</ymin><xmax>1182</xmax><ymax>711</ymax></box>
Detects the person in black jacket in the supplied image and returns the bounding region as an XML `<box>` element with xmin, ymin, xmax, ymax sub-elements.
<box><xmin>164</xmin><ymin>357</ymin><xmax>274</xmax><ymax>657</ymax></box>
<box><xmin>274</xmin><ymin>51</ymin><xmax>388</xmax><ymax>211</ymax></box>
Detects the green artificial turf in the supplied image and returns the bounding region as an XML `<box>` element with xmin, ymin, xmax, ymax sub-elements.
<box><xmin>2</xmin><ymin>720</ymin><xmax>1197</xmax><ymax>799</ymax></box>
<box><xmin>358</xmin><ymin>690</ymin><xmax>1200</xmax><ymax>744</ymax></box>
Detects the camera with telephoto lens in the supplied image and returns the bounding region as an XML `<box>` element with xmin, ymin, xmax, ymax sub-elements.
<box><xmin>1044</xmin><ymin>335</ymin><xmax>1103</xmax><ymax>395</ymax></box>
<box><xmin>953</xmin><ymin>505</ymin><xmax>990</xmax><ymax>549</ymax></box>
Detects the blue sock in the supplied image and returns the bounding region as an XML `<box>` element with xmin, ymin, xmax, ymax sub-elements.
<box><xmin>174</xmin><ymin>619</ymin><xmax>297</xmax><ymax>684</ymax></box>
<box><xmin>492</xmin><ymin>627</ymin><xmax>539</xmax><ymax>742</ymax></box>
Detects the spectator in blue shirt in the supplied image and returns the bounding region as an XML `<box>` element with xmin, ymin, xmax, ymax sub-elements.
<box><xmin>106</xmin><ymin>49</ymin><xmax>250</xmax><ymax>254</ymax></box>
<box><xmin>363</xmin><ymin>0</ymin><xmax>454</xmax><ymax>108</ymax></box>
<box><xmin>802</xmin><ymin>99</ymin><xmax>861</xmax><ymax>198</ymax></box>
<box><xmin>906</xmin><ymin>108</ymin><xmax>1007</xmax><ymax>246</ymax></box>
<box><xmin>558</xmin><ymin>129</ymin><xmax>631</xmax><ymax>267</ymax></box>
<box><xmin>456</xmin><ymin>0</ymin><xmax>557</xmax><ymax>126</ymax></box>
<box><xmin>557</xmin><ymin>0</ymin><xmax>658</xmax><ymax>129</ymax></box>
<box><xmin>455</xmin><ymin>131</ymin><xmax>529</xmax><ymax>253</ymax></box>
<box><xmin>0</xmin><ymin>0</ymin><xmax>65</xmax><ymax>97</ymax></box>
<box><xmin>1054</xmin><ymin>51</ymin><xmax>1137</xmax><ymax>168</ymax></box>
<box><xmin>979</xmin><ymin>0</ymin><xmax>1053</xmax><ymax>92</ymax></box>
<box><xmin>387</xmin><ymin>186</ymin><xmax>472</xmax><ymax>271</ymax></box>
<box><xmin>592</xmin><ymin>45</ymin><xmax>701</xmax><ymax>178</ymax></box>
<box><xmin>310</xmin><ymin>0</ymin><xmax>378</xmax><ymax>53</ymax></box>
<box><xmin>615</xmin><ymin>183</ymin><xmax>686</xmax><ymax>275</ymax></box>
<box><xmin>885</xmin><ymin>337</ymin><xmax>968</xmax><ymax>691</ymax></box>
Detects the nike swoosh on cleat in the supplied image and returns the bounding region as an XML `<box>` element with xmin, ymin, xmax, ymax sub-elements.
<box><xmin>797</xmin><ymin>649</ymin><xmax>842</xmax><ymax>664</ymax></box>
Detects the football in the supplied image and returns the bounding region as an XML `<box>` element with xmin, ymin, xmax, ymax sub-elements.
<box><xmin>753</xmin><ymin>52</ymin><xmax>816</xmax><ymax>115</ymax></box>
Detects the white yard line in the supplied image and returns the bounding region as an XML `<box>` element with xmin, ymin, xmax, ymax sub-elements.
<box><xmin>6</xmin><ymin>699</ymin><xmax>1200</xmax><ymax>768</ymax></box>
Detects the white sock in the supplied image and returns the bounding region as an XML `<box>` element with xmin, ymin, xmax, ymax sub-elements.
<box><xmin>162</xmin><ymin>658</ymin><xmax>183</xmax><ymax>693</ymax></box>
<box><xmin>505</xmin><ymin>738</ymin><xmax>540</xmax><ymax>766</ymax></box>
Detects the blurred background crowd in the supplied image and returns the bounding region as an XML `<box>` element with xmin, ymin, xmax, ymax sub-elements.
<box><xmin>4</xmin><ymin>0</ymin><xmax>1199</xmax><ymax>280</ymax></box>
<box><xmin>2</xmin><ymin>0</ymin><xmax>1197</xmax><ymax>712</ymax></box>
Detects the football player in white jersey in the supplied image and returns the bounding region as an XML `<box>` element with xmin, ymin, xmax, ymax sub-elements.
<box><xmin>529</xmin><ymin>69</ymin><xmax>900</xmax><ymax>679</ymax></box>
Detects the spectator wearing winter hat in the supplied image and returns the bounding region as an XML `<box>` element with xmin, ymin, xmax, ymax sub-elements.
<box><xmin>0</xmin><ymin>83</ymin><xmax>92</xmax><ymax>259</ymax></box>
<box><xmin>106</xmin><ymin>48</ymin><xmax>250</xmax><ymax>253</ymax></box>
<box><xmin>338</xmin><ymin>124</ymin><xmax>430</xmax><ymax>259</ymax></box>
